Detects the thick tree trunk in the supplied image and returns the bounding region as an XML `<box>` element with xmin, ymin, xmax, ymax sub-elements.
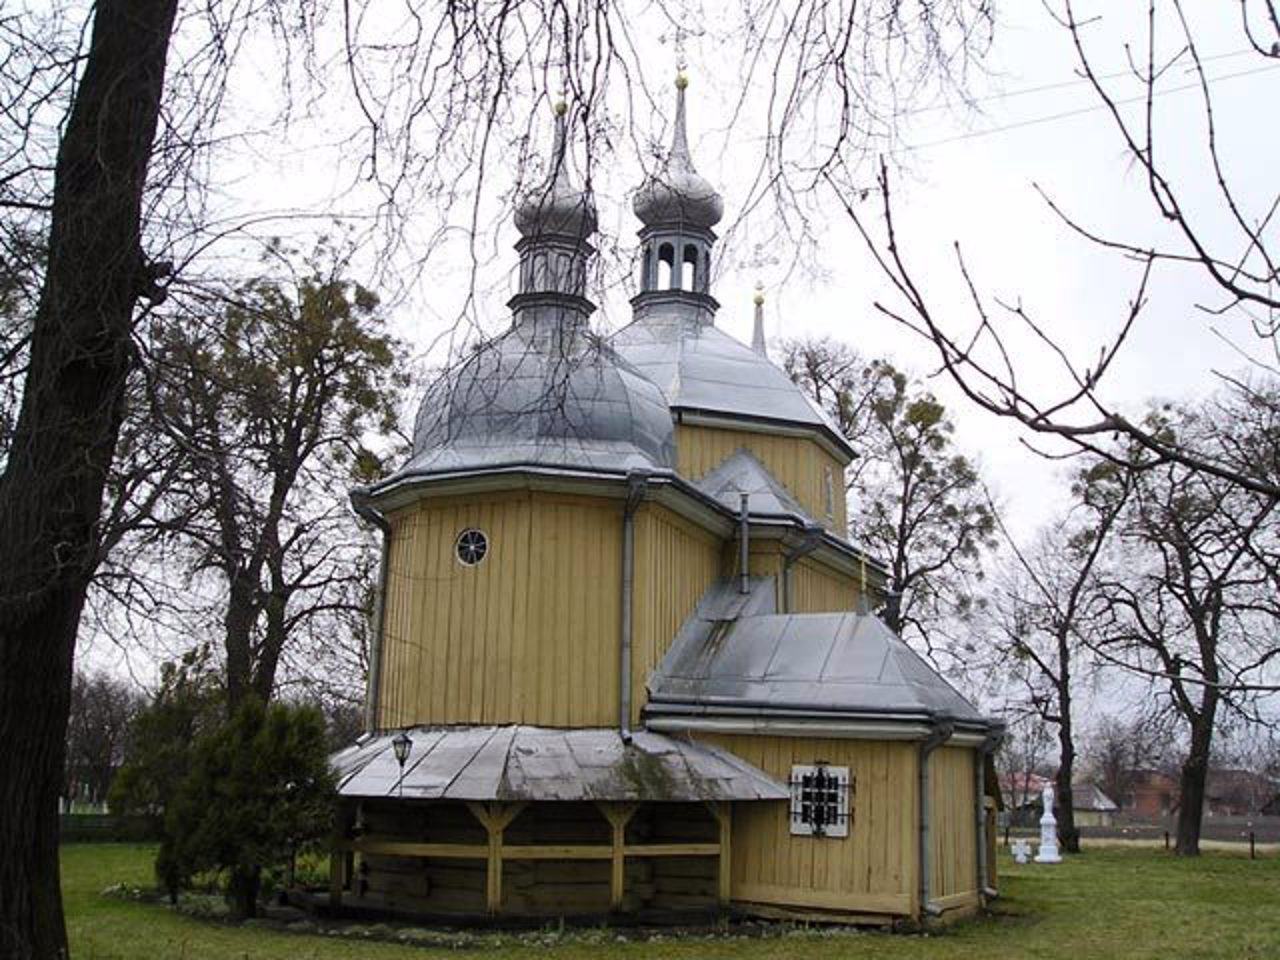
<box><xmin>227</xmin><ymin>867</ymin><xmax>260</xmax><ymax>919</ymax></box>
<box><xmin>0</xmin><ymin>0</ymin><xmax>177</xmax><ymax>955</ymax></box>
<box><xmin>1055</xmin><ymin>721</ymin><xmax>1080</xmax><ymax>854</ymax></box>
<box><xmin>224</xmin><ymin>574</ymin><xmax>258</xmax><ymax>710</ymax></box>
<box><xmin>1175</xmin><ymin>706</ymin><xmax>1216</xmax><ymax>857</ymax></box>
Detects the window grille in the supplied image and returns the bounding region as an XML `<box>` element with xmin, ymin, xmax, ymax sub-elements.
<box><xmin>789</xmin><ymin>763</ymin><xmax>852</xmax><ymax>838</ymax></box>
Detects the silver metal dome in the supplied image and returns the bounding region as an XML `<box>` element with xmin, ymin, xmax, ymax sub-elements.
<box><xmin>514</xmin><ymin>107</ymin><xmax>598</xmax><ymax>240</ymax></box>
<box><xmin>403</xmin><ymin>318</ymin><xmax>676</xmax><ymax>477</ymax></box>
<box><xmin>633</xmin><ymin>76</ymin><xmax>723</xmax><ymax>231</ymax></box>
<box><xmin>612</xmin><ymin>310</ymin><xmax>853</xmax><ymax>459</ymax></box>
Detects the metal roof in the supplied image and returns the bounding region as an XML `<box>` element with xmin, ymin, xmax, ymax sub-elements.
<box><xmin>611</xmin><ymin>314</ymin><xmax>853</xmax><ymax>458</ymax></box>
<box><xmin>695</xmin><ymin>448</ymin><xmax>815</xmax><ymax>522</ymax></box>
<box><xmin>333</xmin><ymin>725</ymin><xmax>789</xmax><ymax>803</ymax></box>
<box><xmin>382</xmin><ymin>320</ymin><xmax>675</xmax><ymax>485</ymax></box>
<box><xmin>648</xmin><ymin>599</ymin><xmax>986</xmax><ymax>725</ymax></box>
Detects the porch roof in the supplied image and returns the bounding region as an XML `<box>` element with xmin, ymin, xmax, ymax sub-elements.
<box><xmin>332</xmin><ymin>725</ymin><xmax>789</xmax><ymax>803</ymax></box>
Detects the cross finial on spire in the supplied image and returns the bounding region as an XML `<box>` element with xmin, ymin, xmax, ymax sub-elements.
<box><xmin>751</xmin><ymin>283</ymin><xmax>768</xmax><ymax>357</ymax></box>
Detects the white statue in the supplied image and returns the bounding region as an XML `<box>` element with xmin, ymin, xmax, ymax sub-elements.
<box><xmin>1035</xmin><ymin>783</ymin><xmax>1062</xmax><ymax>863</ymax></box>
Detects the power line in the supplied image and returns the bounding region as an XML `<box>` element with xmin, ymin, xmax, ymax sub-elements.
<box><xmin>902</xmin><ymin>47</ymin><xmax>1255</xmax><ymax>118</ymax></box>
<box><xmin>901</xmin><ymin>62</ymin><xmax>1280</xmax><ymax>153</ymax></box>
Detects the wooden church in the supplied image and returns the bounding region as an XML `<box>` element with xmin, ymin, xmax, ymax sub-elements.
<box><xmin>331</xmin><ymin>72</ymin><xmax>1002</xmax><ymax>926</ymax></box>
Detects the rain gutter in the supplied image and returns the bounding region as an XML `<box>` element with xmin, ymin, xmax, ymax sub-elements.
<box><xmin>352</xmin><ymin>500</ymin><xmax>392</xmax><ymax>733</ymax></box>
<box><xmin>976</xmin><ymin>728</ymin><xmax>1003</xmax><ymax>901</ymax></box>
<box><xmin>919</xmin><ymin>720</ymin><xmax>955</xmax><ymax>920</ymax></box>
<box><xmin>619</xmin><ymin>470</ymin><xmax>650</xmax><ymax>743</ymax></box>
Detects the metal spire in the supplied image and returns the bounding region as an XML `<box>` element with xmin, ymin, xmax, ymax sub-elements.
<box><xmin>751</xmin><ymin>283</ymin><xmax>768</xmax><ymax>357</ymax></box>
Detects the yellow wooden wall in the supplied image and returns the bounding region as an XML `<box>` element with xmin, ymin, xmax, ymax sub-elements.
<box><xmin>696</xmin><ymin>734</ymin><xmax>919</xmax><ymax>917</ymax></box>
<box><xmin>723</xmin><ymin>540</ymin><xmax>871</xmax><ymax>615</ymax></box>
<box><xmin>631</xmin><ymin>504</ymin><xmax>722</xmax><ymax>725</ymax></box>
<box><xmin>929</xmin><ymin>746</ymin><xmax>979</xmax><ymax>905</ymax></box>
<box><xmin>676</xmin><ymin>424</ymin><xmax>848</xmax><ymax>534</ymax></box>
<box><xmin>376</xmin><ymin>492</ymin><xmax>623</xmax><ymax>728</ymax></box>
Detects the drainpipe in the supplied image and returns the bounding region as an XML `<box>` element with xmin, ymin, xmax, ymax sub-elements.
<box><xmin>619</xmin><ymin>471</ymin><xmax>649</xmax><ymax>743</ymax></box>
<box><xmin>738</xmin><ymin>492</ymin><xmax>750</xmax><ymax>594</ymax></box>
<box><xmin>780</xmin><ymin>523</ymin><xmax>824</xmax><ymax>613</ymax></box>
<box><xmin>918</xmin><ymin>720</ymin><xmax>954</xmax><ymax>921</ymax></box>
<box><xmin>353</xmin><ymin>500</ymin><xmax>391</xmax><ymax>733</ymax></box>
<box><xmin>975</xmin><ymin>728</ymin><xmax>1003</xmax><ymax>901</ymax></box>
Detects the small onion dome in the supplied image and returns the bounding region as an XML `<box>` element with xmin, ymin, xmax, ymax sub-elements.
<box><xmin>403</xmin><ymin>321</ymin><xmax>676</xmax><ymax>477</ymax></box>
<box><xmin>633</xmin><ymin>73</ymin><xmax>724</xmax><ymax>230</ymax></box>
<box><xmin>514</xmin><ymin>101</ymin><xmax>598</xmax><ymax>240</ymax></box>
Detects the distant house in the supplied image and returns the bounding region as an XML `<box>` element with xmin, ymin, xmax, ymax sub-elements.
<box><xmin>1128</xmin><ymin>770</ymin><xmax>1180</xmax><ymax>817</ymax></box>
<box><xmin>1204</xmin><ymin>769</ymin><xmax>1280</xmax><ymax>817</ymax></box>
<box><xmin>1072</xmin><ymin>785</ymin><xmax>1118</xmax><ymax>827</ymax></box>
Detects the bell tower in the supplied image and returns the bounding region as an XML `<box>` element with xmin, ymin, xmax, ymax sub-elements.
<box><xmin>631</xmin><ymin>71</ymin><xmax>724</xmax><ymax>326</ymax></box>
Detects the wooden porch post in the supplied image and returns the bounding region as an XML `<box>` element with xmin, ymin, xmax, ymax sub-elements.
<box><xmin>467</xmin><ymin>801</ymin><xmax>526</xmax><ymax>914</ymax></box>
<box><xmin>706</xmin><ymin>801</ymin><xmax>733</xmax><ymax>907</ymax></box>
<box><xmin>329</xmin><ymin>802</ymin><xmax>353</xmax><ymax>908</ymax></box>
<box><xmin>596</xmin><ymin>802</ymin><xmax>640</xmax><ymax>910</ymax></box>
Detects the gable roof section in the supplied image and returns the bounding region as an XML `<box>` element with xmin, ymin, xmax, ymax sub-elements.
<box><xmin>694</xmin><ymin>448</ymin><xmax>815</xmax><ymax>523</ymax></box>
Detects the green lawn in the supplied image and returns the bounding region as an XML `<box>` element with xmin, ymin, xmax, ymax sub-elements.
<box><xmin>64</xmin><ymin>843</ymin><xmax>1279</xmax><ymax>959</ymax></box>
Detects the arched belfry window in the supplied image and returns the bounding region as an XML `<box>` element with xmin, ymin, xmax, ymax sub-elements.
<box><xmin>702</xmin><ymin>251</ymin><xmax>711</xmax><ymax>293</ymax></box>
<box><xmin>641</xmin><ymin>244</ymin><xmax>653</xmax><ymax>289</ymax></box>
<box><xmin>657</xmin><ymin>243</ymin><xmax>675</xmax><ymax>290</ymax></box>
<box><xmin>681</xmin><ymin>244</ymin><xmax>698</xmax><ymax>292</ymax></box>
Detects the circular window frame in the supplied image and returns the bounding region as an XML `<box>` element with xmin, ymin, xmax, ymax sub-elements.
<box><xmin>454</xmin><ymin>528</ymin><xmax>489</xmax><ymax>567</ymax></box>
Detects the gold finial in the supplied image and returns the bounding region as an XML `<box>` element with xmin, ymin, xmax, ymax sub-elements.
<box><xmin>753</xmin><ymin>282</ymin><xmax>765</xmax><ymax>306</ymax></box>
<box><xmin>675</xmin><ymin>70</ymin><xmax>689</xmax><ymax>90</ymax></box>
<box><xmin>554</xmin><ymin>98</ymin><xmax>568</xmax><ymax>117</ymax></box>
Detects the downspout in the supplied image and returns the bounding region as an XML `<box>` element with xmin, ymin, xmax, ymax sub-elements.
<box><xmin>780</xmin><ymin>523</ymin><xmax>824</xmax><ymax>613</ymax></box>
<box><xmin>620</xmin><ymin>471</ymin><xmax>649</xmax><ymax>743</ymax></box>
<box><xmin>738</xmin><ymin>492</ymin><xmax>750</xmax><ymax>594</ymax></box>
<box><xmin>354</xmin><ymin>500</ymin><xmax>391</xmax><ymax>733</ymax></box>
<box><xmin>918</xmin><ymin>720</ymin><xmax>954</xmax><ymax>921</ymax></box>
<box><xmin>975</xmin><ymin>728</ymin><xmax>1003</xmax><ymax>901</ymax></box>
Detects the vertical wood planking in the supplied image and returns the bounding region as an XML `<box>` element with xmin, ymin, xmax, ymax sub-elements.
<box><xmin>675</xmin><ymin>424</ymin><xmax>849</xmax><ymax>535</ymax></box>
<box><xmin>376</xmin><ymin>493</ymin><xmax>622</xmax><ymax>727</ymax></box>
<box><xmin>695</xmin><ymin>734</ymin><xmax>920</xmax><ymax>913</ymax></box>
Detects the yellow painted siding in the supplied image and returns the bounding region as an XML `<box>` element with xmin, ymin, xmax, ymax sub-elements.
<box><xmin>696</xmin><ymin>734</ymin><xmax>919</xmax><ymax>917</ymax></box>
<box><xmin>631</xmin><ymin>504</ymin><xmax>722</xmax><ymax>724</ymax></box>
<box><xmin>929</xmin><ymin>746</ymin><xmax>978</xmax><ymax>901</ymax></box>
<box><xmin>723</xmin><ymin>541</ymin><xmax>869</xmax><ymax>615</ymax></box>
<box><xmin>789</xmin><ymin>556</ymin><xmax>865</xmax><ymax>614</ymax></box>
<box><xmin>676</xmin><ymin>424</ymin><xmax>848</xmax><ymax>534</ymax></box>
<box><xmin>376</xmin><ymin>493</ymin><xmax>622</xmax><ymax>728</ymax></box>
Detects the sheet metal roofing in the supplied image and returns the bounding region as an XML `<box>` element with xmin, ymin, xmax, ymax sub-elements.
<box><xmin>612</xmin><ymin>316</ymin><xmax>852</xmax><ymax>457</ymax></box>
<box><xmin>392</xmin><ymin>321</ymin><xmax>676</xmax><ymax>480</ymax></box>
<box><xmin>649</xmin><ymin>590</ymin><xmax>985</xmax><ymax>725</ymax></box>
<box><xmin>333</xmin><ymin>725</ymin><xmax>789</xmax><ymax>803</ymax></box>
<box><xmin>694</xmin><ymin>448</ymin><xmax>814</xmax><ymax>522</ymax></box>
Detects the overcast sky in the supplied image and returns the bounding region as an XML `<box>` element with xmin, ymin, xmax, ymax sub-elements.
<box><xmin>80</xmin><ymin>2</ymin><xmax>1280</xmax><ymax>695</ymax></box>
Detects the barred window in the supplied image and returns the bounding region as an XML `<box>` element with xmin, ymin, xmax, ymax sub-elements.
<box><xmin>789</xmin><ymin>763</ymin><xmax>852</xmax><ymax>838</ymax></box>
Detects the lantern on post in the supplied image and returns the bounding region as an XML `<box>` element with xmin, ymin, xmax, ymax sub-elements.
<box><xmin>392</xmin><ymin>731</ymin><xmax>413</xmax><ymax>797</ymax></box>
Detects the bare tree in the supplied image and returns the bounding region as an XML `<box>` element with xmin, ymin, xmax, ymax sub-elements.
<box><xmin>1089</xmin><ymin>392</ymin><xmax>1280</xmax><ymax>854</ymax></box>
<box><xmin>64</xmin><ymin>672</ymin><xmax>144</xmax><ymax>808</ymax></box>
<box><xmin>1083</xmin><ymin>710</ymin><xmax>1176</xmax><ymax>811</ymax></box>
<box><xmin>981</xmin><ymin>466</ymin><xmax>1129</xmax><ymax>853</ymax></box>
<box><xmin>105</xmin><ymin>240</ymin><xmax>407</xmax><ymax>710</ymax></box>
<box><xmin>781</xmin><ymin>336</ymin><xmax>996</xmax><ymax>653</ymax></box>
<box><xmin>839</xmin><ymin>0</ymin><xmax>1280</xmax><ymax>498</ymax></box>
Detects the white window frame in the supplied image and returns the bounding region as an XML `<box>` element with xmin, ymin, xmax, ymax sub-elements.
<box><xmin>789</xmin><ymin>763</ymin><xmax>851</xmax><ymax>838</ymax></box>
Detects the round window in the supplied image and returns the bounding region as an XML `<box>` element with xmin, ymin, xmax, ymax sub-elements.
<box><xmin>455</xmin><ymin>528</ymin><xmax>489</xmax><ymax>566</ymax></box>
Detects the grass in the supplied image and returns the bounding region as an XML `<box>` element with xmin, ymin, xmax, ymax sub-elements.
<box><xmin>65</xmin><ymin>843</ymin><xmax>1280</xmax><ymax>959</ymax></box>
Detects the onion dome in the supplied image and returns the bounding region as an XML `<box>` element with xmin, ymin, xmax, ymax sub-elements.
<box><xmin>400</xmin><ymin>321</ymin><xmax>676</xmax><ymax>477</ymax></box>
<box><xmin>515</xmin><ymin>101</ymin><xmax>598</xmax><ymax>240</ymax></box>
<box><xmin>633</xmin><ymin>73</ymin><xmax>724</xmax><ymax>230</ymax></box>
